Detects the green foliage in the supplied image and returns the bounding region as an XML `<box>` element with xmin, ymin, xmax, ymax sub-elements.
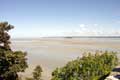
<box><xmin>25</xmin><ymin>65</ymin><xmax>42</xmax><ymax>80</ymax></box>
<box><xmin>33</xmin><ymin>65</ymin><xmax>42</xmax><ymax>80</ymax></box>
<box><xmin>0</xmin><ymin>22</ymin><xmax>14</xmax><ymax>50</ymax></box>
<box><xmin>0</xmin><ymin>49</ymin><xmax>28</xmax><ymax>78</ymax></box>
<box><xmin>0</xmin><ymin>22</ymin><xmax>28</xmax><ymax>80</ymax></box>
<box><xmin>25</xmin><ymin>77</ymin><xmax>34</xmax><ymax>80</ymax></box>
<box><xmin>51</xmin><ymin>51</ymin><xmax>118</xmax><ymax>80</ymax></box>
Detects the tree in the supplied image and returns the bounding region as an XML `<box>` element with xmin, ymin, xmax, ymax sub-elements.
<box><xmin>0</xmin><ymin>22</ymin><xmax>14</xmax><ymax>50</ymax></box>
<box><xmin>0</xmin><ymin>22</ymin><xmax>28</xmax><ymax>80</ymax></box>
<box><xmin>51</xmin><ymin>51</ymin><xmax>118</xmax><ymax>80</ymax></box>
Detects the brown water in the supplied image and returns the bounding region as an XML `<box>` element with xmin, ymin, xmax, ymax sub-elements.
<box><xmin>10</xmin><ymin>38</ymin><xmax>120</xmax><ymax>80</ymax></box>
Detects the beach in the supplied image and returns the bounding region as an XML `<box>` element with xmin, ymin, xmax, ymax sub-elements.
<box><xmin>10</xmin><ymin>38</ymin><xmax>120</xmax><ymax>80</ymax></box>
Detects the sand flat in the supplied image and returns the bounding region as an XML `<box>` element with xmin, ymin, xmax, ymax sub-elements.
<box><xmin>11</xmin><ymin>38</ymin><xmax>120</xmax><ymax>80</ymax></box>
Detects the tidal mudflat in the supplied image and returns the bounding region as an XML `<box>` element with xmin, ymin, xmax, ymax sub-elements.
<box><xmin>11</xmin><ymin>38</ymin><xmax>120</xmax><ymax>80</ymax></box>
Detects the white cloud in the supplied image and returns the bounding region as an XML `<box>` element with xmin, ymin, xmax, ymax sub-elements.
<box><xmin>79</xmin><ymin>24</ymin><xmax>87</xmax><ymax>31</ymax></box>
<box><xmin>93</xmin><ymin>24</ymin><xmax>98</xmax><ymax>26</ymax></box>
<box><xmin>64</xmin><ymin>24</ymin><xmax>120</xmax><ymax>36</ymax></box>
<box><xmin>79</xmin><ymin>24</ymin><xmax>85</xmax><ymax>28</ymax></box>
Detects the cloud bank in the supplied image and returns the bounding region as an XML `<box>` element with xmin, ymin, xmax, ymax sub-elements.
<box><xmin>64</xmin><ymin>24</ymin><xmax>120</xmax><ymax>36</ymax></box>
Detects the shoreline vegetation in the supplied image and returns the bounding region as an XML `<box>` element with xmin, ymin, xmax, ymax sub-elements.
<box><xmin>0</xmin><ymin>22</ymin><xmax>120</xmax><ymax>80</ymax></box>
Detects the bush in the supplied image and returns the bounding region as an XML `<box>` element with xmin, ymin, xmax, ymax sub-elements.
<box><xmin>33</xmin><ymin>65</ymin><xmax>42</xmax><ymax>80</ymax></box>
<box><xmin>51</xmin><ymin>51</ymin><xmax>118</xmax><ymax>80</ymax></box>
<box><xmin>25</xmin><ymin>65</ymin><xmax>42</xmax><ymax>80</ymax></box>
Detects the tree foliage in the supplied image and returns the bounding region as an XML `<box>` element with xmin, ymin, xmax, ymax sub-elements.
<box><xmin>0</xmin><ymin>22</ymin><xmax>14</xmax><ymax>50</ymax></box>
<box><xmin>25</xmin><ymin>65</ymin><xmax>42</xmax><ymax>80</ymax></box>
<box><xmin>51</xmin><ymin>51</ymin><xmax>118</xmax><ymax>80</ymax></box>
<box><xmin>0</xmin><ymin>22</ymin><xmax>28</xmax><ymax>80</ymax></box>
<box><xmin>33</xmin><ymin>65</ymin><xmax>42</xmax><ymax>80</ymax></box>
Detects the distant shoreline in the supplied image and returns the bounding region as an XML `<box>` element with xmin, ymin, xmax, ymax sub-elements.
<box><xmin>11</xmin><ymin>36</ymin><xmax>120</xmax><ymax>40</ymax></box>
<box><xmin>43</xmin><ymin>36</ymin><xmax>120</xmax><ymax>38</ymax></box>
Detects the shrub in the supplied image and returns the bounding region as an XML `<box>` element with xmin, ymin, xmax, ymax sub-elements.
<box><xmin>33</xmin><ymin>65</ymin><xmax>42</xmax><ymax>80</ymax></box>
<box><xmin>51</xmin><ymin>51</ymin><xmax>118</xmax><ymax>80</ymax></box>
<box><xmin>25</xmin><ymin>65</ymin><xmax>42</xmax><ymax>80</ymax></box>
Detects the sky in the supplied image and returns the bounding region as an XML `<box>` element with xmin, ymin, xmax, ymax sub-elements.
<box><xmin>0</xmin><ymin>0</ymin><xmax>120</xmax><ymax>38</ymax></box>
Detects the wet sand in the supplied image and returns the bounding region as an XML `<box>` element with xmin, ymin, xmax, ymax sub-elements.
<box><xmin>10</xmin><ymin>38</ymin><xmax>120</xmax><ymax>80</ymax></box>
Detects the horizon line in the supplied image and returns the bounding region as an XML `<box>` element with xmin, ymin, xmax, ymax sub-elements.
<box><xmin>11</xmin><ymin>35</ymin><xmax>120</xmax><ymax>39</ymax></box>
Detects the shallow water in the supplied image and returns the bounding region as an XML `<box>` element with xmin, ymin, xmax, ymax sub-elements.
<box><xmin>10</xmin><ymin>38</ymin><xmax>120</xmax><ymax>80</ymax></box>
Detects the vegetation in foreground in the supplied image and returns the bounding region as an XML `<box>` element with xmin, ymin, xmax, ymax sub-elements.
<box><xmin>26</xmin><ymin>65</ymin><xmax>42</xmax><ymax>80</ymax></box>
<box><xmin>51</xmin><ymin>52</ymin><xmax>118</xmax><ymax>80</ymax></box>
<box><xmin>0</xmin><ymin>22</ymin><xmax>43</xmax><ymax>80</ymax></box>
<box><xmin>0</xmin><ymin>22</ymin><xmax>119</xmax><ymax>80</ymax></box>
<box><xmin>0</xmin><ymin>22</ymin><xmax>28</xmax><ymax>80</ymax></box>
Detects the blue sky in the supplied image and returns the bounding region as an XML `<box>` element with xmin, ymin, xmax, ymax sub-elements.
<box><xmin>0</xmin><ymin>0</ymin><xmax>120</xmax><ymax>38</ymax></box>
